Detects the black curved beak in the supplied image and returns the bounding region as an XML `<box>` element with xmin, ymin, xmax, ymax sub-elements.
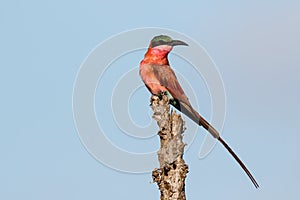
<box><xmin>170</xmin><ymin>40</ymin><xmax>188</xmax><ymax>46</ymax></box>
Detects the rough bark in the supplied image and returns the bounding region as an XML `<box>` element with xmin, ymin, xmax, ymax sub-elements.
<box><xmin>151</xmin><ymin>95</ymin><xmax>188</xmax><ymax>200</ymax></box>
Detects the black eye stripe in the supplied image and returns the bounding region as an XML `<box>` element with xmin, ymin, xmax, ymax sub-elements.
<box><xmin>151</xmin><ymin>40</ymin><xmax>169</xmax><ymax>47</ymax></box>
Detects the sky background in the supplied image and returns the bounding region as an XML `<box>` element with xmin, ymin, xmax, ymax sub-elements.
<box><xmin>1</xmin><ymin>0</ymin><xmax>300</xmax><ymax>200</ymax></box>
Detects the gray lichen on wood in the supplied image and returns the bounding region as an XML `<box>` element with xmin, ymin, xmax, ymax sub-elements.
<box><xmin>151</xmin><ymin>95</ymin><xmax>188</xmax><ymax>200</ymax></box>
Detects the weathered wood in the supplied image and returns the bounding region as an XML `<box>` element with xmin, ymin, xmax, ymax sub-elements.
<box><xmin>151</xmin><ymin>95</ymin><xmax>188</xmax><ymax>200</ymax></box>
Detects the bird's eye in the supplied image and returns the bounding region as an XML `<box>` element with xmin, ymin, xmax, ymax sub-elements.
<box><xmin>159</xmin><ymin>40</ymin><xmax>166</xmax><ymax>45</ymax></box>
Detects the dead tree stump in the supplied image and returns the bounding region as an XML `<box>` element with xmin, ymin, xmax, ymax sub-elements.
<box><xmin>151</xmin><ymin>95</ymin><xmax>189</xmax><ymax>200</ymax></box>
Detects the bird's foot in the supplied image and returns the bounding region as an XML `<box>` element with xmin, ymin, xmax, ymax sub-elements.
<box><xmin>158</xmin><ymin>91</ymin><xmax>168</xmax><ymax>100</ymax></box>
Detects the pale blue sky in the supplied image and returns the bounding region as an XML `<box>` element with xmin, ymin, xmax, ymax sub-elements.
<box><xmin>1</xmin><ymin>1</ymin><xmax>299</xmax><ymax>200</ymax></box>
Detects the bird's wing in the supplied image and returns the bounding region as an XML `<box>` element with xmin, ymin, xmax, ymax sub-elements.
<box><xmin>152</xmin><ymin>64</ymin><xmax>215</xmax><ymax>134</ymax></box>
<box><xmin>152</xmin><ymin>64</ymin><xmax>189</xmax><ymax>104</ymax></box>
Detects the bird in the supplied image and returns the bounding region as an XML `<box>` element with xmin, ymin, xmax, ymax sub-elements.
<box><xmin>139</xmin><ymin>35</ymin><xmax>259</xmax><ymax>188</ymax></box>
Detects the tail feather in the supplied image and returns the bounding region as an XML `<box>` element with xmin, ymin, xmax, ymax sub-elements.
<box><xmin>172</xmin><ymin>100</ymin><xmax>219</xmax><ymax>138</ymax></box>
<box><xmin>170</xmin><ymin>99</ymin><xmax>259</xmax><ymax>188</ymax></box>
<box><xmin>218</xmin><ymin>137</ymin><xmax>259</xmax><ymax>188</ymax></box>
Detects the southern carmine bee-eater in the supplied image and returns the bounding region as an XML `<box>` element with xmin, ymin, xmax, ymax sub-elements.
<box><xmin>139</xmin><ymin>35</ymin><xmax>259</xmax><ymax>188</ymax></box>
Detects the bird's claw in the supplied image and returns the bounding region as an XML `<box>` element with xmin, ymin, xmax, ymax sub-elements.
<box><xmin>159</xmin><ymin>91</ymin><xmax>168</xmax><ymax>99</ymax></box>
